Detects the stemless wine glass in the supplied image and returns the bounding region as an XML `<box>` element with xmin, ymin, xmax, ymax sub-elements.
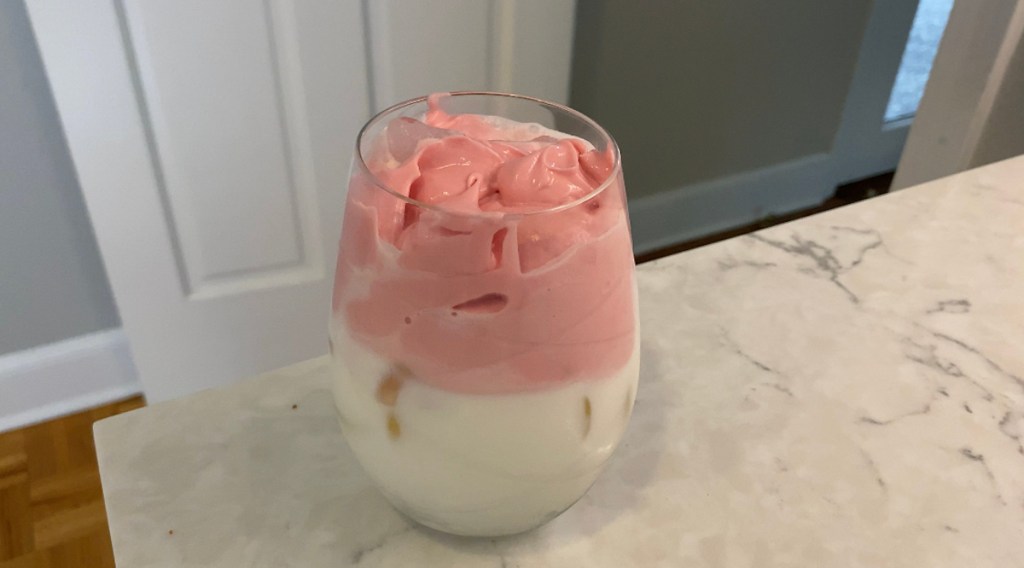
<box><xmin>329</xmin><ymin>92</ymin><xmax>639</xmax><ymax>537</ymax></box>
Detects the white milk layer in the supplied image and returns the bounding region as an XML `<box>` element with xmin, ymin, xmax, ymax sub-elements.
<box><xmin>329</xmin><ymin>323</ymin><xmax>640</xmax><ymax>536</ymax></box>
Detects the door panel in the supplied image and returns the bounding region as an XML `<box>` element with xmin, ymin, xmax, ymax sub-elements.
<box><xmin>28</xmin><ymin>0</ymin><xmax>368</xmax><ymax>401</ymax></box>
<box><xmin>121</xmin><ymin>1</ymin><xmax>325</xmax><ymax>298</ymax></box>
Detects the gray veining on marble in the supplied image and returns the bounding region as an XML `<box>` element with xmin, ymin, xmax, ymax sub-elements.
<box><xmin>96</xmin><ymin>156</ymin><xmax>1024</xmax><ymax>567</ymax></box>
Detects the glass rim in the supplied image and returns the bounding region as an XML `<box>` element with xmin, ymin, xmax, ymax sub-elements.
<box><xmin>354</xmin><ymin>91</ymin><xmax>622</xmax><ymax>219</ymax></box>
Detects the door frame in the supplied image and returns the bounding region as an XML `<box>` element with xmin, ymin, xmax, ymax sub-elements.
<box><xmin>894</xmin><ymin>0</ymin><xmax>1024</xmax><ymax>188</ymax></box>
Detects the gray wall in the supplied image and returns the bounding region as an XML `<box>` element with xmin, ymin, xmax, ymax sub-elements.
<box><xmin>571</xmin><ymin>0</ymin><xmax>873</xmax><ymax>199</ymax></box>
<box><xmin>0</xmin><ymin>0</ymin><xmax>120</xmax><ymax>355</ymax></box>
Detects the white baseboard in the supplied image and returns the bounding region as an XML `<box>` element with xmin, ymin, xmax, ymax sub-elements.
<box><xmin>0</xmin><ymin>328</ymin><xmax>143</xmax><ymax>432</ymax></box>
<box><xmin>629</xmin><ymin>153</ymin><xmax>836</xmax><ymax>255</ymax></box>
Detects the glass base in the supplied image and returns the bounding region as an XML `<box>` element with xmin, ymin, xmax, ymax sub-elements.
<box><xmin>382</xmin><ymin>487</ymin><xmax>577</xmax><ymax>538</ymax></box>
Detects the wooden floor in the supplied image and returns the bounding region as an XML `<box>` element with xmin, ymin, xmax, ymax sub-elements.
<box><xmin>0</xmin><ymin>397</ymin><xmax>145</xmax><ymax>568</ymax></box>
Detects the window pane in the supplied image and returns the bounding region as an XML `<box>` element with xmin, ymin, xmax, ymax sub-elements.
<box><xmin>884</xmin><ymin>0</ymin><xmax>955</xmax><ymax>122</ymax></box>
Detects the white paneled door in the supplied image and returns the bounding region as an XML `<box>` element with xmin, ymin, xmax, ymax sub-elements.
<box><xmin>27</xmin><ymin>0</ymin><xmax>576</xmax><ymax>401</ymax></box>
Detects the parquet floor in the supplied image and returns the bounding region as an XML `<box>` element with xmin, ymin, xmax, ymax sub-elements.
<box><xmin>0</xmin><ymin>397</ymin><xmax>145</xmax><ymax>567</ymax></box>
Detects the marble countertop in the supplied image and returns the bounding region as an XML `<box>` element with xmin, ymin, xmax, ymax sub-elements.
<box><xmin>95</xmin><ymin>156</ymin><xmax>1024</xmax><ymax>567</ymax></box>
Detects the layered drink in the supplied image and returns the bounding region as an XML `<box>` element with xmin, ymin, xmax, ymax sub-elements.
<box><xmin>330</xmin><ymin>93</ymin><xmax>638</xmax><ymax>536</ymax></box>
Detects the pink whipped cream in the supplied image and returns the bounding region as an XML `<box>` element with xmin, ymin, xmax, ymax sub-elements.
<box><xmin>333</xmin><ymin>95</ymin><xmax>635</xmax><ymax>394</ymax></box>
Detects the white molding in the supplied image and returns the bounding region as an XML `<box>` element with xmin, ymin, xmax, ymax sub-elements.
<box><xmin>629</xmin><ymin>154</ymin><xmax>834</xmax><ymax>256</ymax></box>
<box><xmin>488</xmin><ymin>0</ymin><xmax>575</xmax><ymax>105</ymax></box>
<box><xmin>488</xmin><ymin>0</ymin><xmax>516</xmax><ymax>95</ymax></box>
<box><xmin>0</xmin><ymin>329</ymin><xmax>143</xmax><ymax>432</ymax></box>
<box><xmin>363</xmin><ymin>0</ymin><xmax>394</xmax><ymax>113</ymax></box>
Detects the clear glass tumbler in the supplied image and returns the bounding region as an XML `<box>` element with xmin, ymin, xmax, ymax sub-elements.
<box><xmin>329</xmin><ymin>92</ymin><xmax>639</xmax><ymax>536</ymax></box>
